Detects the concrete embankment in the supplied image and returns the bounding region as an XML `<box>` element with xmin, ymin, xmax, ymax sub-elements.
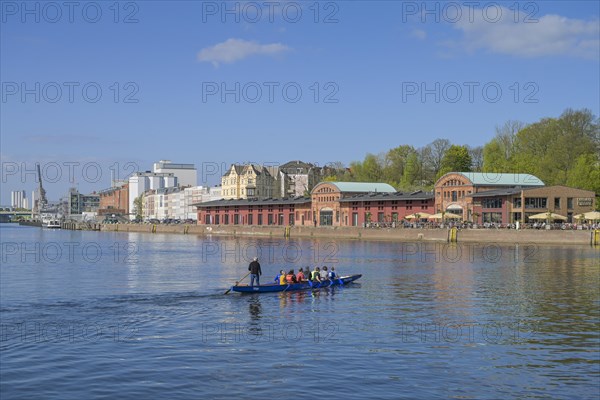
<box><xmin>100</xmin><ymin>224</ymin><xmax>598</xmax><ymax>246</ymax></box>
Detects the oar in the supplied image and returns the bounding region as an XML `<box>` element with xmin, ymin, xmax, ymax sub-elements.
<box><xmin>224</xmin><ymin>272</ymin><xmax>250</xmax><ymax>295</ymax></box>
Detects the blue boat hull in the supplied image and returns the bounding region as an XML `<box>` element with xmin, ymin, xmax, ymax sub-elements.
<box><xmin>230</xmin><ymin>274</ymin><xmax>362</xmax><ymax>293</ymax></box>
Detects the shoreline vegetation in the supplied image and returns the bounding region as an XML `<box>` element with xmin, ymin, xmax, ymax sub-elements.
<box><xmin>321</xmin><ymin>109</ymin><xmax>599</xmax><ymax>208</ymax></box>
<box><xmin>100</xmin><ymin>223</ymin><xmax>599</xmax><ymax>246</ymax></box>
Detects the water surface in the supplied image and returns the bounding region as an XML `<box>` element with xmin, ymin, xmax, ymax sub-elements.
<box><xmin>1</xmin><ymin>225</ymin><xmax>598</xmax><ymax>399</ymax></box>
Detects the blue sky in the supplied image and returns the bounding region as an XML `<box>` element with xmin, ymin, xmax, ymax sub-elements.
<box><xmin>1</xmin><ymin>0</ymin><xmax>599</xmax><ymax>204</ymax></box>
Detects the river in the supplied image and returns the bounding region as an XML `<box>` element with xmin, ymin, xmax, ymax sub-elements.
<box><xmin>1</xmin><ymin>224</ymin><xmax>598</xmax><ymax>399</ymax></box>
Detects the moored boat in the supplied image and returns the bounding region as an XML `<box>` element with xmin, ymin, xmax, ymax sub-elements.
<box><xmin>45</xmin><ymin>219</ymin><xmax>61</xmax><ymax>229</ymax></box>
<box><xmin>230</xmin><ymin>274</ymin><xmax>362</xmax><ymax>293</ymax></box>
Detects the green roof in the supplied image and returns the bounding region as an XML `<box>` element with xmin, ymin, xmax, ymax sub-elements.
<box><xmin>454</xmin><ymin>172</ymin><xmax>544</xmax><ymax>186</ymax></box>
<box><xmin>318</xmin><ymin>182</ymin><xmax>396</xmax><ymax>193</ymax></box>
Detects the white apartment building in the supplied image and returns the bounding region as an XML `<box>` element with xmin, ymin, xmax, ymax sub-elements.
<box><xmin>129</xmin><ymin>172</ymin><xmax>177</xmax><ymax>220</ymax></box>
<box><xmin>142</xmin><ymin>186</ymin><xmax>215</xmax><ymax>221</ymax></box>
<box><xmin>11</xmin><ymin>190</ymin><xmax>26</xmax><ymax>209</ymax></box>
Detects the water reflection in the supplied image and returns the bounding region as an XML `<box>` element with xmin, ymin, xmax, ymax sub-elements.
<box><xmin>248</xmin><ymin>296</ymin><xmax>262</xmax><ymax>321</ymax></box>
<box><xmin>2</xmin><ymin>226</ymin><xmax>598</xmax><ymax>399</ymax></box>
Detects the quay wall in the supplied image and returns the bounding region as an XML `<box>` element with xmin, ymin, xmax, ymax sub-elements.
<box><xmin>100</xmin><ymin>224</ymin><xmax>597</xmax><ymax>246</ymax></box>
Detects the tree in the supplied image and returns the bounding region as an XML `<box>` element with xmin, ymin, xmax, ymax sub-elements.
<box><xmin>567</xmin><ymin>153</ymin><xmax>600</xmax><ymax>194</ymax></box>
<box><xmin>482</xmin><ymin>120</ymin><xmax>523</xmax><ymax>172</ymax></box>
<box><xmin>439</xmin><ymin>145</ymin><xmax>472</xmax><ymax>177</ymax></box>
<box><xmin>510</xmin><ymin>109</ymin><xmax>598</xmax><ymax>185</ymax></box>
<box><xmin>322</xmin><ymin>162</ymin><xmax>352</xmax><ymax>181</ymax></box>
<box><xmin>401</xmin><ymin>151</ymin><xmax>422</xmax><ymax>189</ymax></box>
<box><xmin>351</xmin><ymin>154</ymin><xmax>384</xmax><ymax>182</ymax></box>
<box><xmin>468</xmin><ymin>145</ymin><xmax>484</xmax><ymax>172</ymax></box>
<box><xmin>482</xmin><ymin>139</ymin><xmax>508</xmax><ymax>172</ymax></box>
<box><xmin>423</xmin><ymin>138</ymin><xmax>451</xmax><ymax>179</ymax></box>
<box><xmin>383</xmin><ymin>145</ymin><xmax>417</xmax><ymax>186</ymax></box>
<box><xmin>133</xmin><ymin>195</ymin><xmax>143</xmax><ymax>220</ymax></box>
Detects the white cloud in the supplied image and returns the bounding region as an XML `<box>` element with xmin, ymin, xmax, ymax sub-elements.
<box><xmin>197</xmin><ymin>38</ymin><xmax>290</xmax><ymax>67</ymax></box>
<box><xmin>411</xmin><ymin>29</ymin><xmax>427</xmax><ymax>40</ymax></box>
<box><xmin>453</xmin><ymin>8</ymin><xmax>599</xmax><ymax>59</ymax></box>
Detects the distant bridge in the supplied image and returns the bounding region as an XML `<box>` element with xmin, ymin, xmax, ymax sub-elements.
<box><xmin>0</xmin><ymin>211</ymin><xmax>33</xmax><ymax>222</ymax></box>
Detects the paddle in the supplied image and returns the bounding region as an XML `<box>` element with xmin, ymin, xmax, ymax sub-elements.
<box><xmin>224</xmin><ymin>271</ymin><xmax>251</xmax><ymax>295</ymax></box>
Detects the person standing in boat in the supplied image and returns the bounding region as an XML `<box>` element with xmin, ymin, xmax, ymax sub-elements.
<box><xmin>248</xmin><ymin>257</ymin><xmax>262</xmax><ymax>287</ymax></box>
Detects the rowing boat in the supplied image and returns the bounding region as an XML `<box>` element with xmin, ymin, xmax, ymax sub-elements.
<box><xmin>229</xmin><ymin>274</ymin><xmax>362</xmax><ymax>293</ymax></box>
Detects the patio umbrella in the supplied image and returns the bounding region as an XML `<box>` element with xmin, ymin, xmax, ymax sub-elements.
<box><xmin>444</xmin><ymin>213</ymin><xmax>462</xmax><ymax>219</ymax></box>
<box><xmin>428</xmin><ymin>213</ymin><xmax>461</xmax><ymax>220</ymax></box>
<box><xmin>405</xmin><ymin>212</ymin><xmax>431</xmax><ymax>219</ymax></box>
<box><xmin>579</xmin><ymin>211</ymin><xmax>600</xmax><ymax>221</ymax></box>
<box><xmin>528</xmin><ymin>212</ymin><xmax>567</xmax><ymax>221</ymax></box>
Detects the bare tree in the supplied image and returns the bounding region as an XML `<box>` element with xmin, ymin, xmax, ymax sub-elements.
<box><xmin>468</xmin><ymin>146</ymin><xmax>484</xmax><ymax>171</ymax></box>
<box><xmin>495</xmin><ymin>120</ymin><xmax>524</xmax><ymax>159</ymax></box>
<box><xmin>423</xmin><ymin>138</ymin><xmax>451</xmax><ymax>178</ymax></box>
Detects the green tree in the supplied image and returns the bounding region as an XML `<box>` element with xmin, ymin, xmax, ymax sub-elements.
<box><xmin>567</xmin><ymin>153</ymin><xmax>600</xmax><ymax>196</ymax></box>
<box><xmin>482</xmin><ymin>120</ymin><xmax>523</xmax><ymax>172</ymax></box>
<box><xmin>511</xmin><ymin>109</ymin><xmax>598</xmax><ymax>185</ymax></box>
<box><xmin>482</xmin><ymin>138</ymin><xmax>509</xmax><ymax>172</ymax></box>
<box><xmin>351</xmin><ymin>154</ymin><xmax>384</xmax><ymax>182</ymax></box>
<box><xmin>133</xmin><ymin>195</ymin><xmax>143</xmax><ymax>220</ymax></box>
<box><xmin>439</xmin><ymin>145</ymin><xmax>472</xmax><ymax>177</ymax></box>
<box><xmin>383</xmin><ymin>145</ymin><xmax>417</xmax><ymax>187</ymax></box>
<box><xmin>401</xmin><ymin>151</ymin><xmax>422</xmax><ymax>189</ymax></box>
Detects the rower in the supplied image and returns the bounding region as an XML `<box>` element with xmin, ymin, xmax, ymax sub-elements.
<box><xmin>286</xmin><ymin>269</ymin><xmax>297</xmax><ymax>284</ymax></box>
<box><xmin>311</xmin><ymin>267</ymin><xmax>321</xmax><ymax>282</ymax></box>
<box><xmin>328</xmin><ymin>266</ymin><xmax>337</xmax><ymax>280</ymax></box>
<box><xmin>279</xmin><ymin>271</ymin><xmax>287</xmax><ymax>285</ymax></box>
<box><xmin>320</xmin><ymin>266</ymin><xmax>329</xmax><ymax>281</ymax></box>
<box><xmin>274</xmin><ymin>270</ymin><xmax>284</xmax><ymax>283</ymax></box>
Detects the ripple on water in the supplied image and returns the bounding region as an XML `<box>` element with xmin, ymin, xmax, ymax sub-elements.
<box><xmin>1</xmin><ymin>228</ymin><xmax>598</xmax><ymax>399</ymax></box>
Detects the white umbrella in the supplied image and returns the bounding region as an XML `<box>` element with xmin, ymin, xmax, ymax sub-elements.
<box><xmin>443</xmin><ymin>213</ymin><xmax>462</xmax><ymax>219</ymax></box>
<box><xmin>428</xmin><ymin>213</ymin><xmax>444</xmax><ymax>220</ymax></box>
<box><xmin>574</xmin><ymin>211</ymin><xmax>600</xmax><ymax>221</ymax></box>
<box><xmin>405</xmin><ymin>212</ymin><xmax>431</xmax><ymax>219</ymax></box>
<box><xmin>428</xmin><ymin>213</ymin><xmax>461</xmax><ymax>220</ymax></box>
<box><xmin>528</xmin><ymin>212</ymin><xmax>567</xmax><ymax>221</ymax></box>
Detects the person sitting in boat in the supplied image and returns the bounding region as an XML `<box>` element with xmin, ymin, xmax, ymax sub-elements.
<box><xmin>311</xmin><ymin>267</ymin><xmax>321</xmax><ymax>282</ymax></box>
<box><xmin>296</xmin><ymin>268</ymin><xmax>306</xmax><ymax>282</ymax></box>
<box><xmin>286</xmin><ymin>269</ymin><xmax>297</xmax><ymax>284</ymax></box>
<box><xmin>320</xmin><ymin>266</ymin><xmax>329</xmax><ymax>281</ymax></box>
<box><xmin>328</xmin><ymin>266</ymin><xmax>337</xmax><ymax>280</ymax></box>
<box><xmin>279</xmin><ymin>271</ymin><xmax>287</xmax><ymax>285</ymax></box>
<box><xmin>274</xmin><ymin>270</ymin><xmax>285</xmax><ymax>283</ymax></box>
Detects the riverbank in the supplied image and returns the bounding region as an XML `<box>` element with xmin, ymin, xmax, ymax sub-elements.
<box><xmin>99</xmin><ymin>224</ymin><xmax>599</xmax><ymax>246</ymax></box>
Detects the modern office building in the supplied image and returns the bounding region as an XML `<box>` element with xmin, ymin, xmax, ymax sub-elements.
<box><xmin>153</xmin><ymin>160</ymin><xmax>197</xmax><ymax>188</ymax></box>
